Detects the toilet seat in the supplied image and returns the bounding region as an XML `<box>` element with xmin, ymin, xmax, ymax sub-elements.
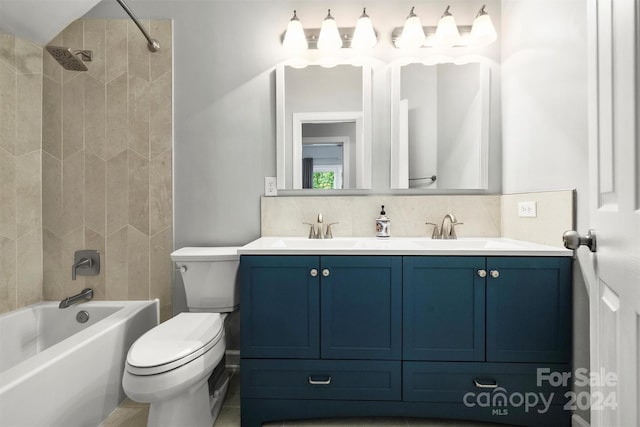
<box><xmin>126</xmin><ymin>313</ymin><xmax>224</xmax><ymax>376</ymax></box>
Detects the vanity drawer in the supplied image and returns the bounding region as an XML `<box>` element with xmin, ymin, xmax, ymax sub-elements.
<box><xmin>404</xmin><ymin>361</ymin><xmax>570</xmax><ymax>405</ymax></box>
<box><xmin>242</xmin><ymin>359</ymin><xmax>401</xmax><ymax>401</ymax></box>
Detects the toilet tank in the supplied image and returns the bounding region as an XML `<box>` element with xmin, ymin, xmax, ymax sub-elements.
<box><xmin>171</xmin><ymin>247</ymin><xmax>240</xmax><ymax>313</ymax></box>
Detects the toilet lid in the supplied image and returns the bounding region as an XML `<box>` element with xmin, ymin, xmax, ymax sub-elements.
<box><xmin>126</xmin><ymin>313</ymin><xmax>224</xmax><ymax>376</ymax></box>
<box><xmin>170</xmin><ymin>247</ymin><xmax>240</xmax><ymax>262</ymax></box>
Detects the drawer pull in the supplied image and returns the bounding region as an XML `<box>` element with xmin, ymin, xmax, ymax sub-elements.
<box><xmin>308</xmin><ymin>376</ymin><xmax>332</xmax><ymax>385</ymax></box>
<box><xmin>473</xmin><ymin>378</ymin><xmax>498</xmax><ymax>389</ymax></box>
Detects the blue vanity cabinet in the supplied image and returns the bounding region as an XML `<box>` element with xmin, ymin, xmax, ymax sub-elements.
<box><xmin>320</xmin><ymin>256</ymin><xmax>402</xmax><ymax>360</ymax></box>
<box><xmin>240</xmin><ymin>255</ymin><xmax>320</xmax><ymax>359</ymax></box>
<box><xmin>486</xmin><ymin>256</ymin><xmax>572</xmax><ymax>363</ymax></box>
<box><xmin>403</xmin><ymin>256</ymin><xmax>486</xmax><ymax>361</ymax></box>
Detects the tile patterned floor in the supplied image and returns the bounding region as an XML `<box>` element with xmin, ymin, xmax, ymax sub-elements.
<box><xmin>101</xmin><ymin>369</ymin><xmax>515</xmax><ymax>427</ymax></box>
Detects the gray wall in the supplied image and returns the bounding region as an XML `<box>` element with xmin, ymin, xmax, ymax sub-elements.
<box><xmin>501</xmin><ymin>0</ymin><xmax>590</xmax><ymax>423</ymax></box>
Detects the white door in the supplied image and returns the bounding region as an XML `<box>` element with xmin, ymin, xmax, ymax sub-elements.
<box><xmin>586</xmin><ymin>0</ymin><xmax>640</xmax><ymax>426</ymax></box>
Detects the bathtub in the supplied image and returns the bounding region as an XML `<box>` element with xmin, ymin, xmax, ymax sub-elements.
<box><xmin>0</xmin><ymin>300</ymin><xmax>158</xmax><ymax>427</ymax></box>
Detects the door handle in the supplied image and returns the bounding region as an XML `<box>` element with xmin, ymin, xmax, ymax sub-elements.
<box><xmin>563</xmin><ymin>229</ymin><xmax>597</xmax><ymax>252</ymax></box>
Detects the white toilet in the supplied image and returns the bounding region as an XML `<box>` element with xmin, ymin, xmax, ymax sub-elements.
<box><xmin>122</xmin><ymin>247</ymin><xmax>240</xmax><ymax>427</ymax></box>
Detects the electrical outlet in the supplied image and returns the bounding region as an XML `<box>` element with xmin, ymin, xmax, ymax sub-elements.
<box><xmin>518</xmin><ymin>201</ymin><xmax>537</xmax><ymax>218</ymax></box>
<box><xmin>264</xmin><ymin>177</ymin><xmax>277</xmax><ymax>196</ymax></box>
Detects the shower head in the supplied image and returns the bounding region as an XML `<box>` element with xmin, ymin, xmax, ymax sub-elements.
<box><xmin>45</xmin><ymin>46</ymin><xmax>93</xmax><ymax>71</ymax></box>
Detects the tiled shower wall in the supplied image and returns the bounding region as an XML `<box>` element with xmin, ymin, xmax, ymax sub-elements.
<box><xmin>41</xmin><ymin>19</ymin><xmax>174</xmax><ymax>320</ymax></box>
<box><xmin>0</xmin><ymin>34</ymin><xmax>44</xmax><ymax>313</ymax></box>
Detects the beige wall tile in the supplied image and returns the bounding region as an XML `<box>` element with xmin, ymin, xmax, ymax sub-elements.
<box><xmin>84</xmin><ymin>227</ymin><xmax>106</xmax><ymax>300</ymax></box>
<box><xmin>106</xmin><ymin>226</ymin><xmax>128</xmax><ymax>300</ymax></box>
<box><xmin>127</xmin><ymin>20</ymin><xmax>150</xmax><ymax>81</ymax></box>
<box><xmin>42</xmin><ymin>76</ymin><xmax>62</xmax><ymax>159</ymax></box>
<box><xmin>61</xmin><ymin>150</ymin><xmax>84</xmax><ymax>235</ymax></box>
<box><xmin>0</xmin><ymin>235</ymin><xmax>17</xmax><ymax>313</ymax></box>
<box><xmin>128</xmin><ymin>226</ymin><xmax>149</xmax><ymax>300</ymax></box>
<box><xmin>84</xmin><ymin>75</ymin><xmax>106</xmax><ymax>159</ymax></box>
<box><xmin>128</xmin><ymin>74</ymin><xmax>150</xmax><ymax>158</ymax></box>
<box><xmin>62</xmin><ymin>75</ymin><xmax>84</xmax><ymax>159</ymax></box>
<box><xmin>15</xmin><ymin>73</ymin><xmax>42</xmax><ymax>156</ymax></box>
<box><xmin>42</xmin><ymin>228</ymin><xmax>63</xmax><ymax>300</ymax></box>
<box><xmin>14</xmin><ymin>38</ymin><xmax>42</xmax><ymax>76</ymax></box>
<box><xmin>84</xmin><ymin>152</ymin><xmax>106</xmax><ymax>235</ymax></box>
<box><xmin>106</xmin><ymin>150</ymin><xmax>128</xmax><ymax>235</ymax></box>
<box><xmin>16</xmin><ymin>151</ymin><xmax>41</xmax><ymax>238</ymax></box>
<box><xmin>42</xmin><ymin>152</ymin><xmax>63</xmax><ymax>236</ymax></box>
<box><xmin>150</xmin><ymin>149</ymin><xmax>172</xmax><ymax>235</ymax></box>
<box><xmin>0</xmin><ymin>61</ymin><xmax>16</xmax><ymax>155</ymax></box>
<box><xmin>0</xmin><ymin>148</ymin><xmax>16</xmax><ymax>239</ymax></box>
<box><xmin>84</xmin><ymin>20</ymin><xmax>106</xmax><ymax>84</ymax></box>
<box><xmin>0</xmin><ymin>33</ymin><xmax>16</xmax><ymax>71</ymax></box>
<box><xmin>149</xmin><ymin>71</ymin><xmax>172</xmax><ymax>158</ymax></box>
<box><xmin>105</xmin><ymin>73</ymin><xmax>128</xmax><ymax>159</ymax></box>
<box><xmin>106</xmin><ymin>20</ymin><xmax>128</xmax><ymax>83</ymax></box>
<box><xmin>150</xmin><ymin>20</ymin><xmax>172</xmax><ymax>82</ymax></box>
<box><xmin>150</xmin><ymin>225</ymin><xmax>172</xmax><ymax>311</ymax></box>
<box><xmin>16</xmin><ymin>228</ymin><xmax>42</xmax><ymax>308</ymax></box>
<box><xmin>128</xmin><ymin>150</ymin><xmax>149</xmax><ymax>235</ymax></box>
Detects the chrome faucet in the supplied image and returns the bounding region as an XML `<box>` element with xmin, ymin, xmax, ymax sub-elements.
<box><xmin>59</xmin><ymin>288</ymin><xmax>93</xmax><ymax>309</ymax></box>
<box><xmin>426</xmin><ymin>214</ymin><xmax>463</xmax><ymax>239</ymax></box>
<box><xmin>303</xmin><ymin>213</ymin><xmax>338</xmax><ymax>239</ymax></box>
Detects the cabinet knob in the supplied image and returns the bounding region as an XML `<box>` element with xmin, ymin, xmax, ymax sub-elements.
<box><xmin>490</xmin><ymin>270</ymin><xmax>500</xmax><ymax>278</ymax></box>
<box><xmin>310</xmin><ymin>268</ymin><xmax>318</xmax><ymax>277</ymax></box>
<box><xmin>477</xmin><ymin>269</ymin><xmax>487</xmax><ymax>278</ymax></box>
<box><xmin>322</xmin><ymin>269</ymin><xmax>330</xmax><ymax>277</ymax></box>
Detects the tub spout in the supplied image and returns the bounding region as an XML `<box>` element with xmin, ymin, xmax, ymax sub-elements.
<box><xmin>59</xmin><ymin>288</ymin><xmax>94</xmax><ymax>309</ymax></box>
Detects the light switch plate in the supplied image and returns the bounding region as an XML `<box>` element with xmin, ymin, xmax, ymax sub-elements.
<box><xmin>518</xmin><ymin>201</ymin><xmax>537</xmax><ymax>218</ymax></box>
<box><xmin>264</xmin><ymin>177</ymin><xmax>277</xmax><ymax>196</ymax></box>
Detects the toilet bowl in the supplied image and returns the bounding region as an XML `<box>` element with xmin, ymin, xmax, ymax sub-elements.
<box><xmin>122</xmin><ymin>247</ymin><xmax>239</xmax><ymax>427</ymax></box>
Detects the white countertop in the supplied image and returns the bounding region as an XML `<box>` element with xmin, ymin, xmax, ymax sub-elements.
<box><xmin>238</xmin><ymin>237</ymin><xmax>573</xmax><ymax>257</ymax></box>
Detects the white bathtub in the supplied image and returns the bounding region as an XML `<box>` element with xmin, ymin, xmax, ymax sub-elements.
<box><xmin>0</xmin><ymin>300</ymin><xmax>158</xmax><ymax>427</ymax></box>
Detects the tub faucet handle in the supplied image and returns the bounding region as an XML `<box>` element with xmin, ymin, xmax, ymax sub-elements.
<box><xmin>71</xmin><ymin>250</ymin><xmax>100</xmax><ymax>280</ymax></box>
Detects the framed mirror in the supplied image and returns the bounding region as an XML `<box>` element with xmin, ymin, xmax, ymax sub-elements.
<box><xmin>276</xmin><ymin>63</ymin><xmax>372</xmax><ymax>190</ymax></box>
<box><xmin>390</xmin><ymin>61</ymin><xmax>490</xmax><ymax>190</ymax></box>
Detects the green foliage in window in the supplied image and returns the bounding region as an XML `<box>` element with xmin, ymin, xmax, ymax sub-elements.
<box><xmin>313</xmin><ymin>172</ymin><xmax>335</xmax><ymax>189</ymax></box>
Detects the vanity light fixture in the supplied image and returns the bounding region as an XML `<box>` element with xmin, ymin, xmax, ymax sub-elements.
<box><xmin>352</xmin><ymin>8</ymin><xmax>377</xmax><ymax>49</ymax></box>
<box><xmin>392</xmin><ymin>4</ymin><xmax>497</xmax><ymax>49</ymax></box>
<box><xmin>317</xmin><ymin>9</ymin><xmax>343</xmax><ymax>51</ymax></box>
<box><xmin>281</xmin><ymin>9</ymin><xmax>378</xmax><ymax>51</ymax></box>
<box><xmin>433</xmin><ymin>6</ymin><xmax>461</xmax><ymax>48</ymax></box>
<box><xmin>282</xmin><ymin>10</ymin><xmax>308</xmax><ymax>53</ymax></box>
<box><xmin>396</xmin><ymin>7</ymin><xmax>427</xmax><ymax>49</ymax></box>
<box><xmin>470</xmin><ymin>5</ymin><xmax>497</xmax><ymax>46</ymax></box>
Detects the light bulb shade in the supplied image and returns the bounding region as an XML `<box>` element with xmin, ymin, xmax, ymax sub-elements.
<box><xmin>434</xmin><ymin>13</ymin><xmax>461</xmax><ymax>48</ymax></box>
<box><xmin>317</xmin><ymin>11</ymin><xmax>343</xmax><ymax>51</ymax></box>
<box><xmin>470</xmin><ymin>12</ymin><xmax>497</xmax><ymax>46</ymax></box>
<box><xmin>352</xmin><ymin>13</ymin><xmax>377</xmax><ymax>49</ymax></box>
<box><xmin>282</xmin><ymin>11</ymin><xmax>308</xmax><ymax>53</ymax></box>
<box><xmin>397</xmin><ymin>14</ymin><xmax>426</xmax><ymax>49</ymax></box>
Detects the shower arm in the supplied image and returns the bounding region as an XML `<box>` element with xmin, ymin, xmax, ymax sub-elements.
<box><xmin>115</xmin><ymin>0</ymin><xmax>160</xmax><ymax>52</ymax></box>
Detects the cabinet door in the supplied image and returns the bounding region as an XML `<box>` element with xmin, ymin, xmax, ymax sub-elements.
<box><xmin>240</xmin><ymin>255</ymin><xmax>320</xmax><ymax>359</ymax></box>
<box><xmin>320</xmin><ymin>256</ymin><xmax>402</xmax><ymax>360</ymax></box>
<box><xmin>486</xmin><ymin>257</ymin><xmax>572</xmax><ymax>363</ymax></box>
<box><xmin>403</xmin><ymin>256</ymin><xmax>486</xmax><ymax>361</ymax></box>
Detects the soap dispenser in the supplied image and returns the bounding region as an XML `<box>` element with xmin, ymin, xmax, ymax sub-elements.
<box><xmin>376</xmin><ymin>205</ymin><xmax>390</xmax><ymax>238</ymax></box>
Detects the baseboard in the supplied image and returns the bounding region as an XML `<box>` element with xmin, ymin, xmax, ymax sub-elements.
<box><xmin>572</xmin><ymin>413</ymin><xmax>590</xmax><ymax>427</ymax></box>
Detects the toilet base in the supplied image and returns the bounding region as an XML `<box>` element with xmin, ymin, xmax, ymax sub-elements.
<box><xmin>146</xmin><ymin>370</ymin><xmax>229</xmax><ymax>427</ymax></box>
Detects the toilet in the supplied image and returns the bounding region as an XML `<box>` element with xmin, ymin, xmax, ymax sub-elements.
<box><xmin>122</xmin><ymin>247</ymin><xmax>240</xmax><ymax>427</ymax></box>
